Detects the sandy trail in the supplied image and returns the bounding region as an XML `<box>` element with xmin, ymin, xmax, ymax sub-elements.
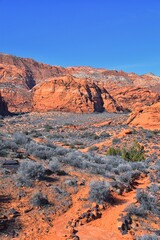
<box><xmin>42</xmin><ymin>177</ymin><xmax>149</xmax><ymax>240</ymax></box>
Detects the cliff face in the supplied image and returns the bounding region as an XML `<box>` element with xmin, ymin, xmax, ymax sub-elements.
<box><xmin>0</xmin><ymin>64</ymin><xmax>32</xmax><ymax>112</ymax></box>
<box><xmin>0</xmin><ymin>53</ymin><xmax>159</xmax><ymax>114</ymax></box>
<box><xmin>0</xmin><ymin>53</ymin><xmax>66</xmax><ymax>113</ymax></box>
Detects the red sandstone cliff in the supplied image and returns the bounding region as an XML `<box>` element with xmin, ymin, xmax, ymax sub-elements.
<box><xmin>0</xmin><ymin>53</ymin><xmax>159</xmax><ymax>114</ymax></box>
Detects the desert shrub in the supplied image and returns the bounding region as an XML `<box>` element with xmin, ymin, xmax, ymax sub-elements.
<box><xmin>13</xmin><ymin>132</ymin><xmax>29</xmax><ymax>145</ymax></box>
<box><xmin>154</xmin><ymin>160</ymin><xmax>160</xmax><ymax>171</ymax></box>
<box><xmin>112</xmin><ymin>138</ymin><xmax>121</xmax><ymax>144</ymax></box>
<box><xmin>30</xmin><ymin>192</ymin><xmax>49</xmax><ymax>207</ymax></box>
<box><xmin>104</xmin><ymin>156</ymin><xmax>122</xmax><ymax>168</ymax></box>
<box><xmin>150</xmin><ymin>184</ymin><xmax>160</xmax><ymax>194</ymax></box>
<box><xmin>79</xmin><ymin>131</ymin><xmax>100</xmax><ymax>140</ymax></box>
<box><xmin>124</xmin><ymin>204</ymin><xmax>146</xmax><ymax>218</ymax></box>
<box><xmin>145</xmin><ymin>130</ymin><xmax>154</xmax><ymax>139</ymax></box>
<box><xmin>149</xmin><ymin>171</ymin><xmax>160</xmax><ymax>183</ymax></box>
<box><xmin>48</xmin><ymin>158</ymin><xmax>60</xmax><ymax>173</ymax></box>
<box><xmin>25</xmin><ymin>142</ymin><xmax>54</xmax><ymax>160</ymax></box>
<box><xmin>64</xmin><ymin>178</ymin><xmax>78</xmax><ymax>187</ymax></box>
<box><xmin>17</xmin><ymin>161</ymin><xmax>45</xmax><ymax>180</ymax></box>
<box><xmin>117</xmin><ymin>163</ymin><xmax>132</xmax><ymax>173</ymax></box>
<box><xmin>116</xmin><ymin>170</ymin><xmax>141</xmax><ymax>192</ymax></box>
<box><xmin>63</xmin><ymin>151</ymin><xmax>88</xmax><ymax>169</ymax></box>
<box><xmin>0</xmin><ymin>139</ymin><xmax>18</xmax><ymax>152</ymax></box>
<box><xmin>122</xmin><ymin>142</ymin><xmax>145</xmax><ymax>162</ymax></box>
<box><xmin>90</xmin><ymin>163</ymin><xmax>106</xmax><ymax>175</ymax></box>
<box><xmin>138</xmin><ymin>235</ymin><xmax>159</xmax><ymax>240</ymax></box>
<box><xmin>52</xmin><ymin>186</ymin><xmax>72</xmax><ymax>212</ymax></box>
<box><xmin>72</xmin><ymin>140</ymin><xmax>84</xmax><ymax>146</ymax></box>
<box><xmin>46</xmin><ymin>141</ymin><xmax>57</xmax><ymax>149</ymax></box>
<box><xmin>53</xmin><ymin>186</ymin><xmax>70</xmax><ymax>198</ymax></box>
<box><xmin>136</xmin><ymin>189</ymin><xmax>159</xmax><ymax>216</ymax></box>
<box><xmin>89</xmin><ymin>180</ymin><xmax>112</xmax><ymax>205</ymax></box>
<box><xmin>16</xmin><ymin>175</ymin><xmax>33</xmax><ymax>187</ymax></box>
<box><xmin>117</xmin><ymin>172</ymin><xmax>132</xmax><ymax>184</ymax></box>
<box><xmin>106</xmin><ymin>147</ymin><xmax>121</xmax><ymax>156</ymax></box>
<box><xmin>106</xmin><ymin>142</ymin><xmax>145</xmax><ymax>162</ymax></box>
<box><xmin>130</xmin><ymin>162</ymin><xmax>146</xmax><ymax>172</ymax></box>
<box><xmin>55</xmin><ymin>147</ymin><xmax>69</xmax><ymax>156</ymax></box>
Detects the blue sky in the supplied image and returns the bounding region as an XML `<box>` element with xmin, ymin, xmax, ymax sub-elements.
<box><xmin>1</xmin><ymin>0</ymin><xmax>160</xmax><ymax>75</ymax></box>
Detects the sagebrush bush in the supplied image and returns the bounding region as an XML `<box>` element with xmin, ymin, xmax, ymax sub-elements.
<box><xmin>136</xmin><ymin>189</ymin><xmax>159</xmax><ymax>216</ymax></box>
<box><xmin>89</xmin><ymin>180</ymin><xmax>112</xmax><ymax>205</ymax></box>
<box><xmin>16</xmin><ymin>175</ymin><xmax>33</xmax><ymax>187</ymax></box>
<box><xmin>117</xmin><ymin>172</ymin><xmax>132</xmax><ymax>184</ymax></box>
<box><xmin>25</xmin><ymin>142</ymin><xmax>54</xmax><ymax>160</ymax></box>
<box><xmin>124</xmin><ymin>204</ymin><xmax>146</xmax><ymax>218</ymax></box>
<box><xmin>117</xmin><ymin>163</ymin><xmax>132</xmax><ymax>173</ymax></box>
<box><xmin>150</xmin><ymin>184</ymin><xmax>160</xmax><ymax>194</ymax></box>
<box><xmin>48</xmin><ymin>158</ymin><xmax>60</xmax><ymax>173</ymax></box>
<box><xmin>30</xmin><ymin>192</ymin><xmax>49</xmax><ymax>207</ymax></box>
<box><xmin>17</xmin><ymin>161</ymin><xmax>45</xmax><ymax>180</ymax></box>
<box><xmin>0</xmin><ymin>139</ymin><xmax>18</xmax><ymax>152</ymax></box>
<box><xmin>13</xmin><ymin>132</ymin><xmax>29</xmax><ymax>145</ymax></box>
<box><xmin>64</xmin><ymin>178</ymin><xmax>78</xmax><ymax>187</ymax></box>
<box><xmin>53</xmin><ymin>186</ymin><xmax>70</xmax><ymax>198</ymax></box>
<box><xmin>138</xmin><ymin>234</ymin><xmax>159</xmax><ymax>240</ymax></box>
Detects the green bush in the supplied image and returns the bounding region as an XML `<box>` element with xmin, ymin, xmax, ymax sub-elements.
<box><xmin>106</xmin><ymin>142</ymin><xmax>145</xmax><ymax>162</ymax></box>
<box><xmin>106</xmin><ymin>147</ymin><xmax>121</xmax><ymax>156</ymax></box>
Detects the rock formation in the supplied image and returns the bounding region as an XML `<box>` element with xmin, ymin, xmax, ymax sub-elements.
<box><xmin>127</xmin><ymin>102</ymin><xmax>160</xmax><ymax>130</ymax></box>
<box><xmin>32</xmin><ymin>75</ymin><xmax>120</xmax><ymax>113</ymax></box>
<box><xmin>0</xmin><ymin>53</ymin><xmax>159</xmax><ymax>115</ymax></box>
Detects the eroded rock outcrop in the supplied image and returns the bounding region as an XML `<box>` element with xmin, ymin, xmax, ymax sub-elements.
<box><xmin>127</xmin><ymin>102</ymin><xmax>160</xmax><ymax>130</ymax></box>
<box><xmin>0</xmin><ymin>54</ymin><xmax>66</xmax><ymax>113</ymax></box>
<box><xmin>32</xmin><ymin>76</ymin><xmax>120</xmax><ymax>113</ymax></box>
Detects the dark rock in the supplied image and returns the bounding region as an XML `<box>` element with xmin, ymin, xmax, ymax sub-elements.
<box><xmin>3</xmin><ymin>160</ymin><xmax>19</xmax><ymax>166</ymax></box>
<box><xmin>9</xmin><ymin>209</ymin><xmax>20</xmax><ymax>218</ymax></box>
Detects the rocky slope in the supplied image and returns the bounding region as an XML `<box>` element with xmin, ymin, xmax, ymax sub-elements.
<box><xmin>0</xmin><ymin>53</ymin><xmax>159</xmax><ymax>114</ymax></box>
